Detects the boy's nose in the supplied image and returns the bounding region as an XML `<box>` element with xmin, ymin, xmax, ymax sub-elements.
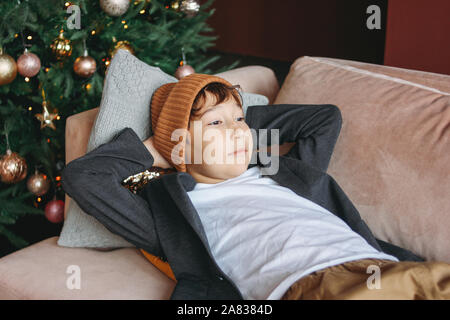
<box><xmin>230</xmin><ymin>125</ymin><xmax>245</xmax><ymax>138</ymax></box>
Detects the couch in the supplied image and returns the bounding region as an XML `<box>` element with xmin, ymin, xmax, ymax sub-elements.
<box><xmin>0</xmin><ymin>57</ymin><xmax>448</xmax><ymax>299</ymax></box>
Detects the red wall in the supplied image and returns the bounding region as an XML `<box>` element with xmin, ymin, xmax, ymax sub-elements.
<box><xmin>384</xmin><ymin>0</ymin><xmax>450</xmax><ymax>75</ymax></box>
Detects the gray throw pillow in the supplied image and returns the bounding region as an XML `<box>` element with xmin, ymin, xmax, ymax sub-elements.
<box><xmin>58</xmin><ymin>49</ymin><xmax>269</xmax><ymax>249</ymax></box>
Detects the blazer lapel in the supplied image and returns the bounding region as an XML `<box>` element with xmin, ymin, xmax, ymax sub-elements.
<box><xmin>160</xmin><ymin>172</ymin><xmax>211</xmax><ymax>251</ymax></box>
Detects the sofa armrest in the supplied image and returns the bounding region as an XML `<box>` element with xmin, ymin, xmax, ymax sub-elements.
<box><xmin>216</xmin><ymin>65</ymin><xmax>280</xmax><ymax>104</ymax></box>
<box><xmin>64</xmin><ymin>107</ymin><xmax>99</xmax><ymax>219</ymax></box>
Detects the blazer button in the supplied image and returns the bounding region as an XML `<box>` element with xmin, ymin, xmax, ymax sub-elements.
<box><xmin>217</xmin><ymin>275</ymin><xmax>224</xmax><ymax>281</ymax></box>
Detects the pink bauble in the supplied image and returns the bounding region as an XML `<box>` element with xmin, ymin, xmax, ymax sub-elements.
<box><xmin>45</xmin><ymin>199</ymin><xmax>65</xmax><ymax>223</ymax></box>
<box><xmin>175</xmin><ymin>64</ymin><xmax>195</xmax><ymax>79</ymax></box>
<box><xmin>17</xmin><ymin>51</ymin><xmax>41</xmax><ymax>77</ymax></box>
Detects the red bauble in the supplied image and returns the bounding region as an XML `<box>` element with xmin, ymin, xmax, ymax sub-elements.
<box><xmin>45</xmin><ymin>198</ymin><xmax>65</xmax><ymax>223</ymax></box>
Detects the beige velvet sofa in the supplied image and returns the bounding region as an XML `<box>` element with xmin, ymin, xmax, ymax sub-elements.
<box><xmin>0</xmin><ymin>58</ymin><xmax>448</xmax><ymax>300</ymax></box>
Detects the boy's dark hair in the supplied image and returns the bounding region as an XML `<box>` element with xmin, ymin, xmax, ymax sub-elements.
<box><xmin>188</xmin><ymin>82</ymin><xmax>243</xmax><ymax>128</ymax></box>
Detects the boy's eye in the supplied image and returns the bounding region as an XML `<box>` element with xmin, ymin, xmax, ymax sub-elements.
<box><xmin>207</xmin><ymin>117</ymin><xmax>244</xmax><ymax>126</ymax></box>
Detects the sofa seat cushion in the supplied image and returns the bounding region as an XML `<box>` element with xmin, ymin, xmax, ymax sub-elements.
<box><xmin>0</xmin><ymin>237</ymin><xmax>175</xmax><ymax>299</ymax></box>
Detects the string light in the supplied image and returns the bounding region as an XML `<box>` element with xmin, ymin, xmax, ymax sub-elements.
<box><xmin>25</xmin><ymin>77</ymin><xmax>30</xmax><ymax>82</ymax></box>
<box><xmin>28</xmin><ymin>106</ymin><xmax>32</xmax><ymax>111</ymax></box>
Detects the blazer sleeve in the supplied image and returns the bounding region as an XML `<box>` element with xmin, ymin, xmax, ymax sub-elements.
<box><xmin>245</xmin><ymin>104</ymin><xmax>342</xmax><ymax>172</ymax></box>
<box><xmin>61</xmin><ymin>127</ymin><xmax>165</xmax><ymax>258</ymax></box>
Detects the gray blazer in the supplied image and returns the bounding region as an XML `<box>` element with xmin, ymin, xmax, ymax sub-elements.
<box><xmin>61</xmin><ymin>104</ymin><xmax>423</xmax><ymax>300</ymax></box>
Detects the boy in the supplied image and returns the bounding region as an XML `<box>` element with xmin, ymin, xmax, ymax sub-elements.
<box><xmin>62</xmin><ymin>73</ymin><xmax>450</xmax><ymax>300</ymax></box>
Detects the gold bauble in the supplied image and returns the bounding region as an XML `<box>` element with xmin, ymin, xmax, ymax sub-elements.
<box><xmin>27</xmin><ymin>170</ymin><xmax>51</xmax><ymax>196</ymax></box>
<box><xmin>0</xmin><ymin>149</ymin><xmax>28</xmax><ymax>184</ymax></box>
<box><xmin>74</xmin><ymin>50</ymin><xmax>97</xmax><ymax>78</ymax></box>
<box><xmin>0</xmin><ymin>49</ymin><xmax>18</xmax><ymax>86</ymax></box>
<box><xmin>50</xmin><ymin>33</ymin><xmax>73</xmax><ymax>60</ymax></box>
<box><xmin>110</xmin><ymin>40</ymin><xmax>135</xmax><ymax>58</ymax></box>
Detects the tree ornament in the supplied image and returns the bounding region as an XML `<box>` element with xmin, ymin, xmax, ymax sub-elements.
<box><xmin>0</xmin><ymin>48</ymin><xmax>18</xmax><ymax>86</ymax></box>
<box><xmin>180</xmin><ymin>0</ymin><xmax>200</xmax><ymax>17</ymax></box>
<box><xmin>27</xmin><ymin>169</ymin><xmax>50</xmax><ymax>196</ymax></box>
<box><xmin>110</xmin><ymin>40</ymin><xmax>134</xmax><ymax>58</ymax></box>
<box><xmin>0</xmin><ymin>149</ymin><xmax>28</xmax><ymax>184</ymax></box>
<box><xmin>50</xmin><ymin>32</ymin><xmax>73</xmax><ymax>60</ymax></box>
<box><xmin>35</xmin><ymin>89</ymin><xmax>58</xmax><ymax>130</ymax></box>
<box><xmin>175</xmin><ymin>47</ymin><xmax>195</xmax><ymax>79</ymax></box>
<box><xmin>175</xmin><ymin>63</ymin><xmax>195</xmax><ymax>79</ymax></box>
<box><xmin>100</xmin><ymin>0</ymin><xmax>131</xmax><ymax>17</ymax></box>
<box><xmin>17</xmin><ymin>48</ymin><xmax>41</xmax><ymax>78</ymax></box>
<box><xmin>45</xmin><ymin>196</ymin><xmax>64</xmax><ymax>224</ymax></box>
<box><xmin>170</xmin><ymin>0</ymin><xmax>181</xmax><ymax>11</ymax></box>
<box><xmin>74</xmin><ymin>49</ymin><xmax>97</xmax><ymax>78</ymax></box>
<box><xmin>35</xmin><ymin>101</ymin><xmax>58</xmax><ymax>130</ymax></box>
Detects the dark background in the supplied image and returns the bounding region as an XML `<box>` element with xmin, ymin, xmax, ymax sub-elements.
<box><xmin>207</xmin><ymin>0</ymin><xmax>387</xmax><ymax>63</ymax></box>
<box><xmin>2</xmin><ymin>0</ymin><xmax>449</xmax><ymax>258</ymax></box>
<box><xmin>205</xmin><ymin>0</ymin><xmax>388</xmax><ymax>85</ymax></box>
<box><xmin>205</xmin><ymin>0</ymin><xmax>450</xmax><ymax>78</ymax></box>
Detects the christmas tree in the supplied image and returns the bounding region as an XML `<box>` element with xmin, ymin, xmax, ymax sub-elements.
<box><xmin>0</xmin><ymin>0</ymin><xmax>239</xmax><ymax>249</ymax></box>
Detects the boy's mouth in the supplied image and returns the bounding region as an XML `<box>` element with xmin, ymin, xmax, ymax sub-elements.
<box><xmin>229</xmin><ymin>148</ymin><xmax>247</xmax><ymax>155</ymax></box>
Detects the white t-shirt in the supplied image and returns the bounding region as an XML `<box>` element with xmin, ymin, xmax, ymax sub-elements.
<box><xmin>187</xmin><ymin>166</ymin><xmax>398</xmax><ymax>300</ymax></box>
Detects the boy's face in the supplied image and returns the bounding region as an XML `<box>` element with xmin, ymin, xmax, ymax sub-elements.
<box><xmin>185</xmin><ymin>92</ymin><xmax>254</xmax><ymax>184</ymax></box>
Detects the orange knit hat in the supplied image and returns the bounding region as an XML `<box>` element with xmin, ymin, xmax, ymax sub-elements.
<box><xmin>150</xmin><ymin>73</ymin><xmax>234</xmax><ymax>172</ymax></box>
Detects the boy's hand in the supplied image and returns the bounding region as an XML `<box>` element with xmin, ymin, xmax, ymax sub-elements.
<box><xmin>143</xmin><ymin>136</ymin><xmax>173</xmax><ymax>169</ymax></box>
